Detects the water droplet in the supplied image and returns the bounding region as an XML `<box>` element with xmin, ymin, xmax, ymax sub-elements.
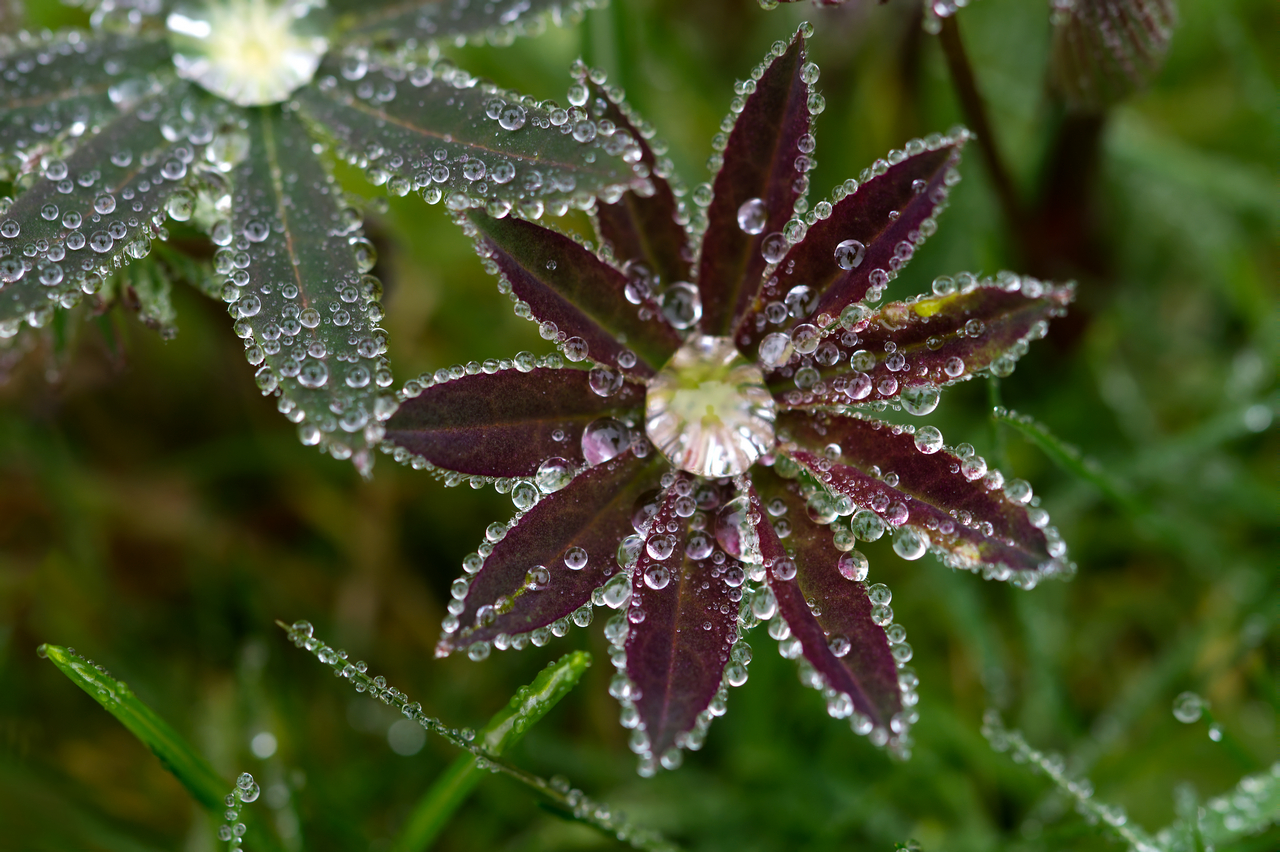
<box><xmin>166</xmin><ymin>0</ymin><xmax>331</xmax><ymax>106</ymax></box>
<box><xmin>914</xmin><ymin>426</ymin><xmax>944</xmax><ymax>454</ymax></box>
<box><xmin>851</xmin><ymin>509</ymin><xmax>885</xmax><ymax>542</ymax></box>
<box><xmin>660</xmin><ymin>282</ymin><xmax>702</xmax><ymax>330</ymax></box>
<box><xmin>1172</xmin><ymin>691</ymin><xmax>1204</xmax><ymax>724</ymax></box>
<box><xmin>736</xmin><ymin>197</ymin><xmax>766</xmax><ymax>234</ymax></box>
<box><xmin>838</xmin><ymin>550</ymin><xmax>869</xmax><ymax>581</ymax></box>
<box><xmin>643</xmin><ymin>563</ymin><xmax>671</xmax><ymax>590</ymax></box>
<box><xmin>535</xmin><ymin>457</ymin><xmax>573</xmax><ymax>493</ymax></box>
<box><xmin>761</xmin><ymin>232</ymin><xmax>788</xmax><ymax>263</ymax></box>
<box><xmin>581</xmin><ymin>417</ymin><xmax>630</xmax><ymax>465</ymax></box>
<box><xmin>900</xmin><ymin>384</ymin><xmax>940</xmax><ymax>416</ymax></box>
<box><xmin>499</xmin><ymin>104</ymin><xmax>527</xmax><ymax>131</ymax></box>
<box><xmin>645</xmin><ymin>336</ymin><xmax>776</xmax><ymax>478</ymax></box>
<box><xmin>892</xmin><ymin>527</ymin><xmax>930</xmax><ymax>560</ymax></box>
<box><xmin>564</xmin><ymin>547</ymin><xmax>588</xmax><ymax>570</ymax></box>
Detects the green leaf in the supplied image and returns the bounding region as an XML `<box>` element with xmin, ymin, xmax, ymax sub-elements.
<box><xmin>336</xmin><ymin>0</ymin><xmax>599</xmax><ymax>47</ymax></box>
<box><xmin>390</xmin><ymin>651</ymin><xmax>592</xmax><ymax>852</ymax></box>
<box><xmin>227</xmin><ymin>107</ymin><xmax>395</xmax><ymax>473</ymax></box>
<box><xmin>36</xmin><ymin>643</ymin><xmax>226</xmax><ymax>812</ymax></box>
<box><xmin>0</xmin><ymin>31</ymin><xmax>174</xmax><ymax>180</ymax></box>
<box><xmin>0</xmin><ymin>83</ymin><xmax>222</xmax><ymax>335</ymax></box>
<box><xmin>294</xmin><ymin>55</ymin><xmax>647</xmax><ymax>216</ymax></box>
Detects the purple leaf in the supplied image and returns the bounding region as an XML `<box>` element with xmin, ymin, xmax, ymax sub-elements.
<box><xmin>581</xmin><ymin>68</ymin><xmax>694</xmax><ymax>293</ymax></box>
<box><xmin>767</xmin><ymin>276</ymin><xmax>1074</xmax><ymax>410</ymax></box>
<box><xmin>625</xmin><ymin>476</ymin><xmax>740</xmax><ymax>760</ymax></box>
<box><xmin>439</xmin><ymin>451</ymin><xmax>664</xmax><ymax>655</ymax></box>
<box><xmin>735</xmin><ymin>135</ymin><xmax>965</xmax><ymax>353</ymax></box>
<box><xmin>780</xmin><ymin>412</ymin><xmax>1067</xmax><ymax>581</ymax></box>
<box><xmin>696</xmin><ymin>28</ymin><xmax>812</xmax><ymax>337</ymax></box>
<box><xmin>385</xmin><ymin>367</ymin><xmax>644</xmax><ymax>477</ymax></box>
<box><xmin>465</xmin><ymin>210</ymin><xmax>682</xmax><ymax>376</ymax></box>
<box><xmin>748</xmin><ymin>472</ymin><xmax>903</xmax><ymax>732</ymax></box>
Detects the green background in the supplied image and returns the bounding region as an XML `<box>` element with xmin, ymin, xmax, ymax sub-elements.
<box><xmin>1</xmin><ymin>0</ymin><xmax>1276</xmax><ymax>850</ymax></box>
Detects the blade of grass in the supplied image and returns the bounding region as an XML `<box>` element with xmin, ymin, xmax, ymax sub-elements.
<box><xmin>38</xmin><ymin>644</ymin><xmax>284</xmax><ymax>852</ymax></box>
<box><xmin>279</xmin><ymin>619</ymin><xmax>681</xmax><ymax>852</ymax></box>
<box><xmin>993</xmin><ymin>407</ymin><xmax>1143</xmax><ymax>514</ymax></box>
<box><xmin>391</xmin><ymin>651</ymin><xmax>592</xmax><ymax>852</ymax></box>
<box><xmin>37</xmin><ymin>643</ymin><xmax>226</xmax><ymax>811</ymax></box>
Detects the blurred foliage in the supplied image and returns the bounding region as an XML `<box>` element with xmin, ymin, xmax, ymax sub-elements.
<box><xmin>1</xmin><ymin>0</ymin><xmax>1276</xmax><ymax>850</ymax></box>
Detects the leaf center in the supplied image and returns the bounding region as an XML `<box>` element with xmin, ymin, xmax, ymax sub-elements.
<box><xmin>644</xmin><ymin>335</ymin><xmax>776</xmax><ymax>477</ymax></box>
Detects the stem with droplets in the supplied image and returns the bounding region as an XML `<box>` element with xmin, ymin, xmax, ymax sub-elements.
<box><xmin>276</xmin><ymin>620</ymin><xmax>681</xmax><ymax>852</ymax></box>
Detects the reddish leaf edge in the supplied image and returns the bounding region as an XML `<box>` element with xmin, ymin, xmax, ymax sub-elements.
<box><xmin>744</xmin><ymin>483</ymin><xmax>915</xmax><ymax>754</ymax></box>
<box><xmin>772</xmin><ymin>426</ymin><xmax>1075</xmax><ymax>588</ymax></box>
<box><xmin>382</xmin><ymin>356</ymin><xmax>647</xmax><ymax>486</ymax></box>
<box><xmin>767</xmin><ymin>272</ymin><xmax>1076</xmax><ymax>411</ymax></box>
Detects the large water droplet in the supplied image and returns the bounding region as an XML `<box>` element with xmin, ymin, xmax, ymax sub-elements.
<box><xmin>834</xmin><ymin>239</ymin><xmax>865</xmax><ymax>270</ymax></box>
<box><xmin>645</xmin><ymin>336</ymin><xmax>776</xmax><ymax>478</ymax></box>
<box><xmin>581</xmin><ymin>417</ymin><xmax>630</xmax><ymax>465</ymax></box>
<box><xmin>167</xmin><ymin>0</ymin><xmax>331</xmax><ymax>106</ymax></box>
<box><xmin>736</xmin><ymin>197</ymin><xmax>766</xmax><ymax>234</ymax></box>
<box><xmin>660</xmin><ymin>282</ymin><xmax>702</xmax><ymax>330</ymax></box>
<box><xmin>535</xmin><ymin>457</ymin><xmax>573</xmax><ymax>493</ymax></box>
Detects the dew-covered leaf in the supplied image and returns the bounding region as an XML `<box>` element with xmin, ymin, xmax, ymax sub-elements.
<box><xmin>0</xmin><ymin>84</ymin><xmax>218</xmax><ymax>334</ymax></box>
<box><xmin>227</xmin><ymin>107</ymin><xmax>394</xmax><ymax>472</ymax></box>
<box><xmin>438</xmin><ymin>450</ymin><xmax>663</xmax><ymax>654</ymax></box>
<box><xmin>767</xmin><ymin>275</ymin><xmax>1073</xmax><ymax>410</ymax></box>
<box><xmin>336</xmin><ymin>0</ymin><xmax>594</xmax><ymax>47</ymax></box>
<box><xmin>1051</xmin><ymin>0</ymin><xmax>1178</xmax><ymax>111</ymax></box>
<box><xmin>625</xmin><ymin>477</ymin><xmax>739</xmax><ymax>762</ymax></box>
<box><xmin>696</xmin><ymin>28</ymin><xmax>811</xmax><ymax>337</ymax></box>
<box><xmin>294</xmin><ymin>54</ymin><xmax>647</xmax><ymax>216</ymax></box>
<box><xmin>385</xmin><ymin>366</ymin><xmax>644</xmax><ymax>477</ymax></box>
<box><xmin>0</xmin><ymin>31</ymin><xmax>174</xmax><ymax>180</ymax></box>
<box><xmin>580</xmin><ymin>66</ymin><xmax>693</xmax><ymax>293</ymax></box>
<box><xmin>748</xmin><ymin>471</ymin><xmax>902</xmax><ymax>733</ymax></box>
<box><xmin>781</xmin><ymin>411</ymin><xmax>1069</xmax><ymax>583</ymax></box>
<box><xmin>735</xmin><ymin>135</ymin><xmax>965</xmax><ymax>353</ymax></box>
<box><xmin>464</xmin><ymin>209</ymin><xmax>681</xmax><ymax>375</ymax></box>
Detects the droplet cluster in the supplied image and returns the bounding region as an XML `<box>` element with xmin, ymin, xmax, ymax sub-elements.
<box><xmin>761</xmin><ymin>271</ymin><xmax>1073</xmax><ymax>413</ymax></box>
<box><xmin>304</xmin><ymin>51</ymin><xmax>646</xmax><ymax>218</ymax></box>
<box><xmin>282</xmin><ymin>619</ymin><xmax>674</xmax><ymax>850</ymax></box>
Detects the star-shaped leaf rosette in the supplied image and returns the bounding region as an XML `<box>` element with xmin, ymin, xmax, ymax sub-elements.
<box><xmin>384</xmin><ymin>26</ymin><xmax>1076</xmax><ymax>774</ymax></box>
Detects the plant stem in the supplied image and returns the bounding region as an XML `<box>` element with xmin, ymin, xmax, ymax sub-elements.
<box><xmin>391</xmin><ymin>649</ymin><xmax>591</xmax><ymax>852</ymax></box>
<box><xmin>937</xmin><ymin>15</ymin><xmax>1023</xmax><ymax>237</ymax></box>
<box><xmin>280</xmin><ymin>621</ymin><xmax>681</xmax><ymax>852</ymax></box>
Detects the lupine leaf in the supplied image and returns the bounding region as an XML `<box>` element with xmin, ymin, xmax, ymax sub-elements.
<box><xmin>385</xmin><ymin>366</ymin><xmax>644</xmax><ymax>477</ymax></box>
<box><xmin>748</xmin><ymin>472</ymin><xmax>902</xmax><ymax>730</ymax></box>
<box><xmin>625</xmin><ymin>477</ymin><xmax>738</xmax><ymax>759</ymax></box>
<box><xmin>465</xmin><ymin>209</ymin><xmax>682</xmax><ymax>375</ymax></box>
<box><xmin>228</xmin><ymin>107</ymin><xmax>393</xmax><ymax>473</ymax></box>
<box><xmin>337</xmin><ymin>0</ymin><xmax>595</xmax><ymax>46</ymax></box>
<box><xmin>0</xmin><ymin>31</ymin><xmax>173</xmax><ymax>179</ymax></box>
<box><xmin>1051</xmin><ymin>0</ymin><xmax>1178</xmax><ymax>111</ymax></box>
<box><xmin>782</xmin><ymin>411</ymin><xmax>1067</xmax><ymax>580</ymax></box>
<box><xmin>38</xmin><ymin>644</ymin><xmax>227</xmax><ymax>812</ymax></box>
<box><xmin>767</xmin><ymin>277</ymin><xmax>1073</xmax><ymax>409</ymax></box>
<box><xmin>439</xmin><ymin>451</ymin><xmax>663</xmax><ymax>654</ymax></box>
<box><xmin>736</xmin><ymin>137</ymin><xmax>964</xmax><ymax>353</ymax></box>
<box><xmin>582</xmin><ymin>67</ymin><xmax>693</xmax><ymax>291</ymax></box>
<box><xmin>697</xmin><ymin>29</ymin><xmax>811</xmax><ymax>337</ymax></box>
<box><xmin>0</xmin><ymin>84</ymin><xmax>214</xmax><ymax>332</ymax></box>
<box><xmin>294</xmin><ymin>54</ymin><xmax>647</xmax><ymax>215</ymax></box>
